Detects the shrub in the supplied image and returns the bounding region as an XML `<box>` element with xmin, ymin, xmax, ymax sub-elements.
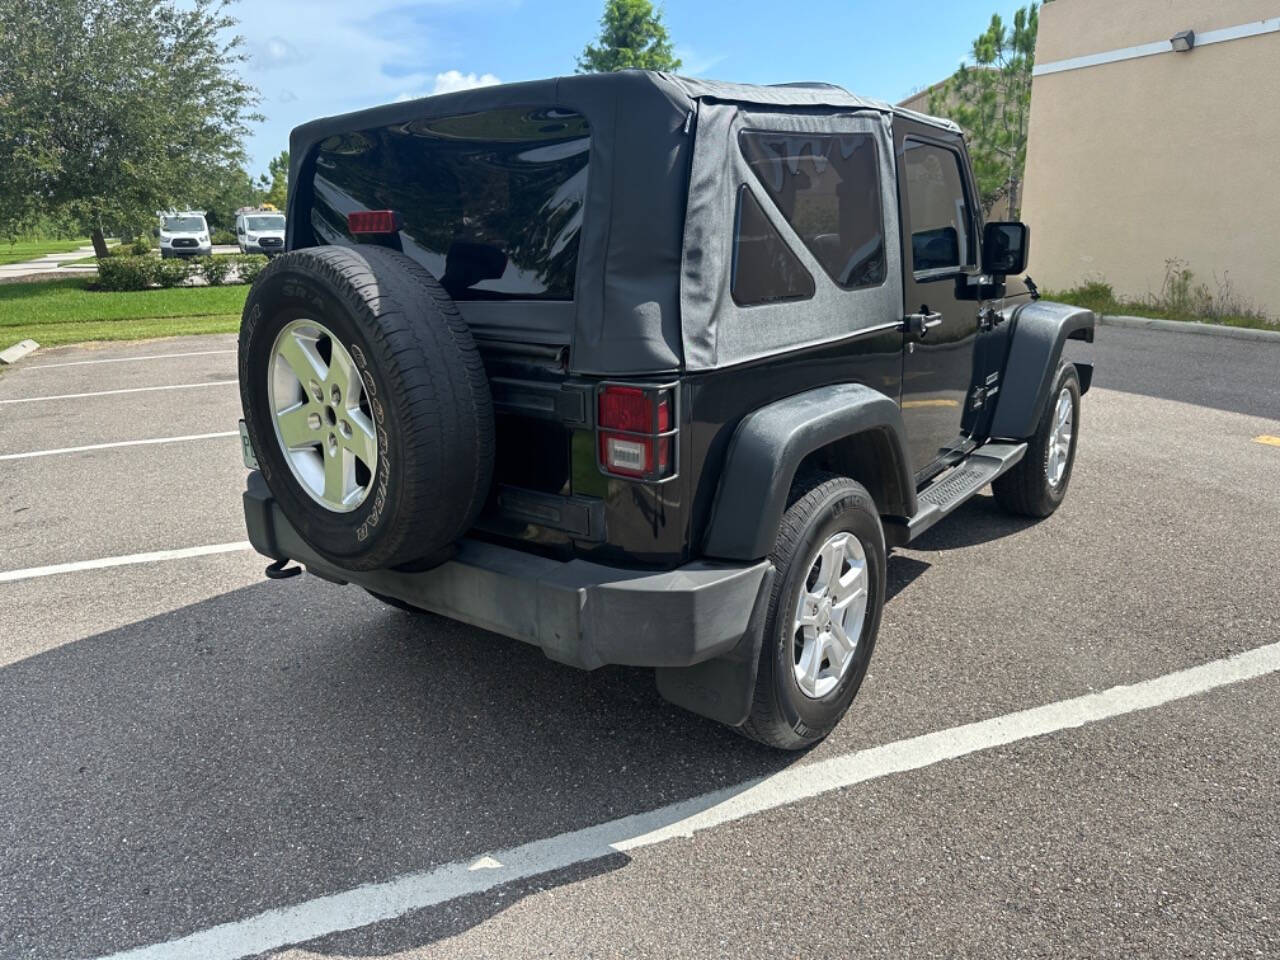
<box><xmin>233</xmin><ymin>254</ymin><xmax>269</xmax><ymax>285</ymax></box>
<box><xmin>1051</xmin><ymin>278</ymin><xmax>1116</xmax><ymax>314</ymax></box>
<box><xmin>212</xmin><ymin>229</ymin><xmax>237</xmax><ymax>246</ymax></box>
<box><xmin>130</xmin><ymin>236</ymin><xmax>151</xmax><ymax>256</ymax></box>
<box><xmin>1048</xmin><ymin>259</ymin><xmax>1276</xmax><ymax>331</ymax></box>
<box><xmin>96</xmin><ymin>256</ymin><xmax>159</xmax><ymax>291</ymax></box>
<box><xmin>155</xmin><ymin>257</ymin><xmax>191</xmax><ymax>288</ymax></box>
<box><xmin>196</xmin><ymin>255</ymin><xmax>234</xmax><ymax>286</ymax></box>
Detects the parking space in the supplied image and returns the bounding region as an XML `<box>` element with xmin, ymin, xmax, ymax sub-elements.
<box><xmin>0</xmin><ymin>329</ymin><xmax>1277</xmax><ymax>959</ymax></box>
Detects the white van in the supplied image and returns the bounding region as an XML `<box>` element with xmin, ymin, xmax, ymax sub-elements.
<box><xmin>158</xmin><ymin>211</ymin><xmax>211</xmax><ymax>258</ymax></box>
<box><xmin>235</xmin><ymin>209</ymin><xmax>287</xmax><ymax>256</ymax></box>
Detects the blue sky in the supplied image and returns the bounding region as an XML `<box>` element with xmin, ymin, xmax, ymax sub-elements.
<box><xmin>235</xmin><ymin>0</ymin><xmax>1031</xmax><ymax>175</ymax></box>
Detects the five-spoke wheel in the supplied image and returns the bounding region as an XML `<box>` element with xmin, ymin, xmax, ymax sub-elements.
<box><xmin>992</xmin><ymin>363</ymin><xmax>1081</xmax><ymax>518</ymax></box>
<box><xmin>268</xmin><ymin>318</ymin><xmax>378</xmax><ymax>513</ymax></box>
<box><xmin>740</xmin><ymin>473</ymin><xmax>886</xmax><ymax>750</ymax></box>
<box><xmin>792</xmin><ymin>532</ymin><xmax>870</xmax><ymax>699</ymax></box>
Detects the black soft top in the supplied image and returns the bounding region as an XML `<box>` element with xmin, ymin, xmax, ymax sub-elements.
<box><xmin>289</xmin><ymin>71</ymin><xmax>959</xmax><ymax>375</ymax></box>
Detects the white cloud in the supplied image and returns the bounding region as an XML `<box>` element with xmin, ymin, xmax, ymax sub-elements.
<box><xmin>674</xmin><ymin>46</ymin><xmax>727</xmax><ymax>77</ymax></box>
<box><xmin>430</xmin><ymin>70</ymin><xmax>502</xmax><ymax>95</ymax></box>
<box><xmin>251</xmin><ymin>36</ymin><xmax>307</xmax><ymax>71</ymax></box>
<box><xmin>395</xmin><ymin>70</ymin><xmax>501</xmax><ymax>103</ymax></box>
<box><xmin>229</xmin><ymin>0</ymin><xmax>504</xmax><ymax>173</ymax></box>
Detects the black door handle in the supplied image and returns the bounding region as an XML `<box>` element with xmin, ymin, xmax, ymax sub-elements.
<box><xmin>903</xmin><ymin>311</ymin><xmax>943</xmax><ymax>337</ymax></box>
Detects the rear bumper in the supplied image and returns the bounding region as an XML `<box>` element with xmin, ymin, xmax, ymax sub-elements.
<box><xmin>243</xmin><ymin>473</ymin><xmax>769</xmax><ymax>670</ymax></box>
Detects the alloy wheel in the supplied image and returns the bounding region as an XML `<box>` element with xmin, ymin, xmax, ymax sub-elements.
<box><xmin>791</xmin><ymin>531</ymin><xmax>870</xmax><ymax>699</ymax></box>
<box><xmin>267</xmin><ymin>318</ymin><xmax>378</xmax><ymax>513</ymax></box>
<box><xmin>1045</xmin><ymin>386</ymin><xmax>1074</xmax><ymax>487</ymax></box>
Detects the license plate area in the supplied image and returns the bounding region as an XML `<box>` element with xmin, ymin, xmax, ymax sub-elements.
<box><xmin>238</xmin><ymin>419</ymin><xmax>259</xmax><ymax>469</ymax></box>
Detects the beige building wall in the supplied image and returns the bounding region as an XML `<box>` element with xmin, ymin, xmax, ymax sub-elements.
<box><xmin>898</xmin><ymin>80</ymin><xmax>946</xmax><ymax>116</ymax></box>
<box><xmin>1019</xmin><ymin>0</ymin><xmax>1280</xmax><ymax>314</ymax></box>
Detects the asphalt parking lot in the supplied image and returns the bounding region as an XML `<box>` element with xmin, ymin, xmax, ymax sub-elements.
<box><xmin>1</xmin><ymin>326</ymin><xmax>1277</xmax><ymax>959</ymax></box>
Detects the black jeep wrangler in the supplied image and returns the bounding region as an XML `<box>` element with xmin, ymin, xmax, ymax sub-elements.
<box><xmin>237</xmin><ymin>72</ymin><xmax>1093</xmax><ymax>749</ymax></box>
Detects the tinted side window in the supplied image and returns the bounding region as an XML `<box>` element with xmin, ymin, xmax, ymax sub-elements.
<box><xmin>731</xmin><ymin>186</ymin><xmax>816</xmax><ymax>306</ymax></box>
<box><xmin>308</xmin><ymin>107</ymin><xmax>589</xmax><ymax>301</ymax></box>
<box><xmin>903</xmin><ymin>140</ymin><xmax>975</xmax><ymax>274</ymax></box>
<box><xmin>739</xmin><ymin>131</ymin><xmax>886</xmax><ymax>290</ymax></box>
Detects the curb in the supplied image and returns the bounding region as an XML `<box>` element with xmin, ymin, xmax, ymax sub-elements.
<box><xmin>1100</xmin><ymin>314</ymin><xmax>1280</xmax><ymax>344</ymax></box>
<box><xmin>0</xmin><ymin>338</ymin><xmax>39</xmax><ymax>365</ymax></box>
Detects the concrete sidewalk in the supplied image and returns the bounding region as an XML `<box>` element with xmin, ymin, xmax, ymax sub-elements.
<box><xmin>0</xmin><ymin>244</ymin><xmax>243</xmax><ymax>281</ymax></box>
<box><xmin>0</xmin><ymin>246</ymin><xmax>100</xmax><ymax>280</ymax></box>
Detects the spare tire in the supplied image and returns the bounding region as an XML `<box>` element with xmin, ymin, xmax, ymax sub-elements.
<box><xmin>238</xmin><ymin>245</ymin><xmax>494</xmax><ymax>571</ymax></box>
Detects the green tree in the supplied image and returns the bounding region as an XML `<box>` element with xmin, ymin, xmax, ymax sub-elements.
<box><xmin>0</xmin><ymin>0</ymin><xmax>261</xmax><ymax>256</ymax></box>
<box><xmin>929</xmin><ymin>4</ymin><xmax>1038</xmax><ymax>218</ymax></box>
<box><xmin>197</xmin><ymin>163</ymin><xmax>264</xmax><ymax>231</ymax></box>
<box><xmin>262</xmin><ymin>150</ymin><xmax>289</xmax><ymax>210</ymax></box>
<box><xmin>576</xmin><ymin>0</ymin><xmax>681</xmax><ymax>73</ymax></box>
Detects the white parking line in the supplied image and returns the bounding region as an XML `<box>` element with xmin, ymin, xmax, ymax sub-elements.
<box><xmin>0</xmin><ymin>380</ymin><xmax>238</xmax><ymax>405</ymax></box>
<box><xmin>94</xmin><ymin>640</ymin><xmax>1280</xmax><ymax>960</ymax></box>
<box><xmin>0</xmin><ymin>542</ymin><xmax>252</xmax><ymax>584</ymax></box>
<box><xmin>24</xmin><ymin>349</ymin><xmax>235</xmax><ymax>370</ymax></box>
<box><xmin>0</xmin><ymin>431</ymin><xmax>238</xmax><ymax>461</ymax></box>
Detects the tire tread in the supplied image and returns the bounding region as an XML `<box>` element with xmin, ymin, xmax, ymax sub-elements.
<box><xmin>739</xmin><ymin>471</ymin><xmax>881</xmax><ymax>750</ymax></box>
<box><xmin>239</xmin><ymin>245</ymin><xmax>494</xmax><ymax>570</ymax></box>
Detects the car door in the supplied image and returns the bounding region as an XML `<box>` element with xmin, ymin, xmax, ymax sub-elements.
<box><xmin>895</xmin><ymin>121</ymin><xmax>985</xmax><ymax>479</ymax></box>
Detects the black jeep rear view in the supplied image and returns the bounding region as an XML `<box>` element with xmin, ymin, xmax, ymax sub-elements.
<box><xmin>238</xmin><ymin>71</ymin><xmax>1094</xmax><ymax>749</ymax></box>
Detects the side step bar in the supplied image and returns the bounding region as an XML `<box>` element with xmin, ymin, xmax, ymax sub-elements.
<box><xmin>898</xmin><ymin>441</ymin><xmax>1028</xmax><ymax>543</ymax></box>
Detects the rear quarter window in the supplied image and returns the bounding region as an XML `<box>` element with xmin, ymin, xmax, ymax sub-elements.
<box><xmin>305</xmin><ymin>106</ymin><xmax>590</xmax><ymax>301</ymax></box>
<box><xmin>738</xmin><ymin>130</ymin><xmax>887</xmax><ymax>291</ymax></box>
<box><xmin>731</xmin><ymin>185</ymin><xmax>816</xmax><ymax>306</ymax></box>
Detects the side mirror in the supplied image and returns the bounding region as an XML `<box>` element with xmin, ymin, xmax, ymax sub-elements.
<box><xmin>152</xmin><ymin>227</ymin><xmax>160</xmax><ymax>237</ymax></box>
<box><xmin>982</xmin><ymin>221</ymin><xmax>1030</xmax><ymax>277</ymax></box>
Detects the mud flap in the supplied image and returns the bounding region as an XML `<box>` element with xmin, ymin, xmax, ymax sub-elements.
<box><xmin>654</xmin><ymin>565</ymin><xmax>775</xmax><ymax>727</ymax></box>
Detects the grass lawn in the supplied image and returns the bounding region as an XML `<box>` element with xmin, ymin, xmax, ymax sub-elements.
<box><xmin>0</xmin><ymin>238</ymin><xmax>95</xmax><ymax>266</ymax></box>
<box><xmin>0</xmin><ymin>276</ymin><xmax>245</xmax><ymax>347</ymax></box>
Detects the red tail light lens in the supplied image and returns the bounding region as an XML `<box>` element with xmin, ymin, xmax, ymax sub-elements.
<box><xmin>599</xmin><ymin>386</ymin><xmax>650</xmax><ymax>432</ymax></box>
<box><xmin>347</xmin><ymin>210</ymin><xmax>401</xmax><ymax>235</ymax></box>
<box><xmin>597</xmin><ymin>384</ymin><xmax>676</xmax><ymax>481</ymax></box>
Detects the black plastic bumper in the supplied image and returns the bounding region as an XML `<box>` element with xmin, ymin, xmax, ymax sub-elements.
<box><xmin>243</xmin><ymin>473</ymin><xmax>769</xmax><ymax>671</ymax></box>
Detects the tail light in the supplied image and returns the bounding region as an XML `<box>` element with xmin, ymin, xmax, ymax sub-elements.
<box><xmin>596</xmin><ymin>383</ymin><xmax>678</xmax><ymax>481</ymax></box>
<box><xmin>347</xmin><ymin>210</ymin><xmax>402</xmax><ymax>235</ymax></box>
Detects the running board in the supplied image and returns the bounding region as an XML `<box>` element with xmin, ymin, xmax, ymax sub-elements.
<box><xmin>901</xmin><ymin>441</ymin><xmax>1028</xmax><ymax>542</ymax></box>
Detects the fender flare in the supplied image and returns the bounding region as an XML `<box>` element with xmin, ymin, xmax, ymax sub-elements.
<box><xmin>990</xmin><ymin>300</ymin><xmax>1095</xmax><ymax>440</ymax></box>
<box><xmin>702</xmin><ymin>383</ymin><xmax>915</xmax><ymax>561</ymax></box>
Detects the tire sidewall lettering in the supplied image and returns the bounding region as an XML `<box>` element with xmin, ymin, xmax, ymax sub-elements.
<box><xmin>243</xmin><ymin>266</ymin><xmax>399</xmax><ymax>556</ymax></box>
<box><xmin>238</xmin><ymin>246</ymin><xmax>494</xmax><ymax>571</ymax></box>
<box><xmin>349</xmin><ymin>343</ymin><xmax>393</xmax><ymax>544</ymax></box>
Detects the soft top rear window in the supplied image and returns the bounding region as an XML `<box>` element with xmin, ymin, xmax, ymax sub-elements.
<box><xmin>305</xmin><ymin>106</ymin><xmax>590</xmax><ymax>301</ymax></box>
